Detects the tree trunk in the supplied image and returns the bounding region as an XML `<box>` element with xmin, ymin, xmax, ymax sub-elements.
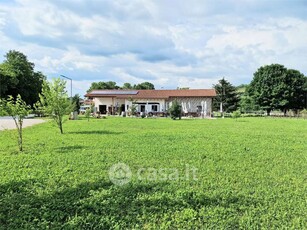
<box><xmin>266</xmin><ymin>109</ymin><xmax>271</xmax><ymax>116</ymax></box>
<box><xmin>18</xmin><ymin>120</ymin><xmax>23</xmax><ymax>152</ymax></box>
<box><xmin>59</xmin><ymin>119</ymin><xmax>63</xmax><ymax>134</ymax></box>
<box><xmin>18</xmin><ymin>126</ymin><xmax>23</xmax><ymax>151</ymax></box>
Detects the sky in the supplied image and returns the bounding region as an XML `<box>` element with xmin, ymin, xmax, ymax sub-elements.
<box><xmin>0</xmin><ymin>0</ymin><xmax>307</xmax><ymax>97</ymax></box>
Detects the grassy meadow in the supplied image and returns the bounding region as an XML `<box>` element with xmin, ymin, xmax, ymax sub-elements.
<box><xmin>0</xmin><ymin>117</ymin><xmax>306</xmax><ymax>229</ymax></box>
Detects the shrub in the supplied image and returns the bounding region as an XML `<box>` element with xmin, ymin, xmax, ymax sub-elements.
<box><xmin>169</xmin><ymin>100</ymin><xmax>182</xmax><ymax>120</ymax></box>
<box><xmin>232</xmin><ymin>110</ymin><xmax>241</xmax><ymax>119</ymax></box>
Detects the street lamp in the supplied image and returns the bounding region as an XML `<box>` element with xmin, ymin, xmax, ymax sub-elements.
<box><xmin>60</xmin><ymin>75</ymin><xmax>72</xmax><ymax>102</ymax></box>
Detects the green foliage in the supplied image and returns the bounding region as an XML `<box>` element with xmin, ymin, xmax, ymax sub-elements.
<box><xmin>249</xmin><ymin>64</ymin><xmax>307</xmax><ymax>115</ymax></box>
<box><xmin>0</xmin><ymin>62</ymin><xmax>17</xmax><ymax>98</ymax></box>
<box><xmin>87</xmin><ymin>81</ymin><xmax>120</xmax><ymax>92</ymax></box>
<box><xmin>72</xmin><ymin>94</ymin><xmax>81</xmax><ymax>112</ymax></box>
<box><xmin>134</xmin><ymin>82</ymin><xmax>155</xmax><ymax>90</ymax></box>
<box><xmin>213</xmin><ymin>78</ymin><xmax>239</xmax><ymax>113</ymax></box>
<box><xmin>128</xmin><ymin>97</ymin><xmax>138</xmax><ymax>116</ymax></box>
<box><xmin>0</xmin><ymin>118</ymin><xmax>306</xmax><ymax>228</ymax></box>
<box><xmin>0</xmin><ymin>50</ymin><xmax>46</xmax><ymax>106</ymax></box>
<box><xmin>0</xmin><ymin>94</ymin><xmax>31</xmax><ymax>151</ymax></box>
<box><xmin>85</xmin><ymin>108</ymin><xmax>92</xmax><ymax>121</ymax></box>
<box><xmin>122</xmin><ymin>82</ymin><xmax>133</xmax><ymax>89</ymax></box>
<box><xmin>231</xmin><ymin>110</ymin><xmax>241</xmax><ymax>119</ymax></box>
<box><xmin>39</xmin><ymin>78</ymin><xmax>73</xmax><ymax>134</ymax></box>
<box><xmin>169</xmin><ymin>100</ymin><xmax>182</xmax><ymax>120</ymax></box>
<box><xmin>87</xmin><ymin>81</ymin><xmax>155</xmax><ymax>92</ymax></box>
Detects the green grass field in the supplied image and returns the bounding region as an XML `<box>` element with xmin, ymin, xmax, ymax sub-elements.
<box><xmin>0</xmin><ymin>117</ymin><xmax>306</xmax><ymax>229</ymax></box>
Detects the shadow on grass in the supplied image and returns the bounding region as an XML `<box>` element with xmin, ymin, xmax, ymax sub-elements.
<box><xmin>68</xmin><ymin>130</ymin><xmax>123</xmax><ymax>135</ymax></box>
<box><xmin>55</xmin><ymin>145</ymin><xmax>86</xmax><ymax>153</ymax></box>
<box><xmin>0</xmin><ymin>179</ymin><xmax>260</xmax><ymax>229</ymax></box>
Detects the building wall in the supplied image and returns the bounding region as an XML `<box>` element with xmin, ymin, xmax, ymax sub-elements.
<box><xmin>167</xmin><ymin>97</ymin><xmax>213</xmax><ymax>115</ymax></box>
<box><xmin>125</xmin><ymin>99</ymin><xmax>166</xmax><ymax>112</ymax></box>
<box><xmin>94</xmin><ymin>97</ymin><xmax>127</xmax><ymax>113</ymax></box>
<box><xmin>93</xmin><ymin>96</ymin><xmax>213</xmax><ymax>115</ymax></box>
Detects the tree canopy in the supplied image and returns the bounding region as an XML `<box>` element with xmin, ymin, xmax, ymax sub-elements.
<box><xmin>0</xmin><ymin>50</ymin><xmax>46</xmax><ymax>106</ymax></box>
<box><xmin>39</xmin><ymin>78</ymin><xmax>74</xmax><ymax>134</ymax></box>
<box><xmin>87</xmin><ymin>81</ymin><xmax>155</xmax><ymax>92</ymax></box>
<box><xmin>134</xmin><ymin>82</ymin><xmax>155</xmax><ymax>90</ymax></box>
<box><xmin>213</xmin><ymin>78</ymin><xmax>239</xmax><ymax>113</ymax></box>
<box><xmin>248</xmin><ymin>64</ymin><xmax>307</xmax><ymax>115</ymax></box>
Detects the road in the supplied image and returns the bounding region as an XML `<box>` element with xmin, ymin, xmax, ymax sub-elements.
<box><xmin>0</xmin><ymin>117</ymin><xmax>46</xmax><ymax>130</ymax></box>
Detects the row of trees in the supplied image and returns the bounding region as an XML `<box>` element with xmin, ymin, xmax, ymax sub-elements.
<box><xmin>213</xmin><ymin>64</ymin><xmax>307</xmax><ymax>115</ymax></box>
<box><xmin>87</xmin><ymin>81</ymin><xmax>155</xmax><ymax>92</ymax></box>
<box><xmin>0</xmin><ymin>78</ymin><xmax>73</xmax><ymax>151</ymax></box>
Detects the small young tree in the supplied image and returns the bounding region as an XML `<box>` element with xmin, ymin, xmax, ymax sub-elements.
<box><xmin>232</xmin><ymin>110</ymin><xmax>241</xmax><ymax>120</ymax></box>
<box><xmin>39</xmin><ymin>78</ymin><xmax>73</xmax><ymax>134</ymax></box>
<box><xmin>169</xmin><ymin>100</ymin><xmax>182</xmax><ymax>120</ymax></box>
<box><xmin>128</xmin><ymin>97</ymin><xmax>138</xmax><ymax>116</ymax></box>
<box><xmin>0</xmin><ymin>94</ymin><xmax>31</xmax><ymax>151</ymax></box>
<box><xmin>85</xmin><ymin>108</ymin><xmax>91</xmax><ymax>121</ymax></box>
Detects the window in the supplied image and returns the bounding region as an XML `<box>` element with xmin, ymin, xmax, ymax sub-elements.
<box><xmin>152</xmin><ymin>105</ymin><xmax>158</xmax><ymax>112</ymax></box>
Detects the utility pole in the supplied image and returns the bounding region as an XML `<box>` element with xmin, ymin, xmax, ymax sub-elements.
<box><xmin>60</xmin><ymin>75</ymin><xmax>72</xmax><ymax>102</ymax></box>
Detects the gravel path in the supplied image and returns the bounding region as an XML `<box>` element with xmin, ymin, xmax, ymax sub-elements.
<box><xmin>0</xmin><ymin>117</ymin><xmax>46</xmax><ymax>131</ymax></box>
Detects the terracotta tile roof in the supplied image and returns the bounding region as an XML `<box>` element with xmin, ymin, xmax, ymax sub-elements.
<box><xmin>85</xmin><ymin>89</ymin><xmax>216</xmax><ymax>99</ymax></box>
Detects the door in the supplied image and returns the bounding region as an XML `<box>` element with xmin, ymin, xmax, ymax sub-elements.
<box><xmin>140</xmin><ymin>105</ymin><xmax>145</xmax><ymax>112</ymax></box>
<box><xmin>99</xmin><ymin>105</ymin><xmax>107</xmax><ymax>114</ymax></box>
<box><xmin>121</xmin><ymin>104</ymin><xmax>125</xmax><ymax>112</ymax></box>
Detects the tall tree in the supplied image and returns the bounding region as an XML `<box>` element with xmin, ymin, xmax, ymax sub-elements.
<box><xmin>134</xmin><ymin>82</ymin><xmax>155</xmax><ymax>90</ymax></box>
<box><xmin>213</xmin><ymin>78</ymin><xmax>239</xmax><ymax>114</ymax></box>
<box><xmin>122</xmin><ymin>83</ymin><xmax>133</xmax><ymax>89</ymax></box>
<box><xmin>39</xmin><ymin>78</ymin><xmax>73</xmax><ymax>134</ymax></box>
<box><xmin>0</xmin><ymin>63</ymin><xmax>17</xmax><ymax>98</ymax></box>
<box><xmin>249</xmin><ymin>64</ymin><xmax>307</xmax><ymax>115</ymax></box>
<box><xmin>2</xmin><ymin>50</ymin><xmax>45</xmax><ymax>106</ymax></box>
<box><xmin>72</xmin><ymin>94</ymin><xmax>81</xmax><ymax>113</ymax></box>
<box><xmin>87</xmin><ymin>81</ymin><xmax>120</xmax><ymax>92</ymax></box>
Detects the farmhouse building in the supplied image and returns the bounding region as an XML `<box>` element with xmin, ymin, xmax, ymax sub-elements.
<box><xmin>85</xmin><ymin>89</ymin><xmax>216</xmax><ymax>117</ymax></box>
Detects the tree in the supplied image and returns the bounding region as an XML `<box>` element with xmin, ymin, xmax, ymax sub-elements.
<box><xmin>239</xmin><ymin>94</ymin><xmax>261</xmax><ymax>113</ymax></box>
<box><xmin>169</xmin><ymin>100</ymin><xmax>182</xmax><ymax>120</ymax></box>
<box><xmin>87</xmin><ymin>81</ymin><xmax>120</xmax><ymax>92</ymax></box>
<box><xmin>134</xmin><ymin>82</ymin><xmax>155</xmax><ymax>90</ymax></box>
<box><xmin>281</xmin><ymin>69</ymin><xmax>306</xmax><ymax>114</ymax></box>
<box><xmin>0</xmin><ymin>95</ymin><xmax>31</xmax><ymax>151</ymax></box>
<box><xmin>72</xmin><ymin>94</ymin><xmax>81</xmax><ymax>113</ymax></box>
<box><xmin>1</xmin><ymin>50</ymin><xmax>45</xmax><ymax>106</ymax></box>
<box><xmin>85</xmin><ymin>108</ymin><xmax>91</xmax><ymax>121</ymax></box>
<box><xmin>39</xmin><ymin>78</ymin><xmax>73</xmax><ymax>134</ymax></box>
<box><xmin>213</xmin><ymin>78</ymin><xmax>239</xmax><ymax>115</ymax></box>
<box><xmin>231</xmin><ymin>110</ymin><xmax>241</xmax><ymax>120</ymax></box>
<box><xmin>128</xmin><ymin>97</ymin><xmax>138</xmax><ymax>116</ymax></box>
<box><xmin>122</xmin><ymin>83</ymin><xmax>133</xmax><ymax>89</ymax></box>
<box><xmin>0</xmin><ymin>62</ymin><xmax>17</xmax><ymax>98</ymax></box>
<box><xmin>304</xmin><ymin>79</ymin><xmax>307</xmax><ymax>109</ymax></box>
<box><xmin>248</xmin><ymin>64</ymin><xmax>307</xmax><ymax>115</ymax></box>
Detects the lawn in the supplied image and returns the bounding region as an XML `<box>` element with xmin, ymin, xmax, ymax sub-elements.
<box><xmin>0</xmin><ymin>117</ymin><xmax>306</xmax><ymax>229</ymax></box>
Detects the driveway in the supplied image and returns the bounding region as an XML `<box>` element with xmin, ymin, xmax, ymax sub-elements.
<box><xmin>0</xmin><ymin>117</ymin><xmax>46</xmax><ymax>131</ymax></box>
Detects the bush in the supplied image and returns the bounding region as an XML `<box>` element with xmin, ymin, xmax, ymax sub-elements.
<box><xmin>300</xmin><ymin>109</ymin><xmax>307</xmax><ymax>118</ymax></box>
<box><xmin>169</xmin><ymin>100</ymin><xmax>182</xmax><ymax>120</ymax></box>
<box><xmin>232</xmin><ymin>110</ymin><xmax>241</xmax><ymax>119</ymax></box>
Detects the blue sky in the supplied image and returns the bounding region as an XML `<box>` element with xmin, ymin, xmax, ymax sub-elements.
<box><xmin>0</xmin><ymin>0</ymin><xmax>307</xmax><ymax>97</ymax></box>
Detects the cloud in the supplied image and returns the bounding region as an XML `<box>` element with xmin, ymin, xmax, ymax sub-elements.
<box><xmin>0</xmin><ymin>0</ymin><xmax>307</xmax><ymax>97</ymax></box>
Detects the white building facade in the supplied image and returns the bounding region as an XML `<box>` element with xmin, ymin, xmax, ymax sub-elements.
<box><xmin>86</xmin><ymin>89</ymin><xmax>216</xmax><ymax>117</ymax></box>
